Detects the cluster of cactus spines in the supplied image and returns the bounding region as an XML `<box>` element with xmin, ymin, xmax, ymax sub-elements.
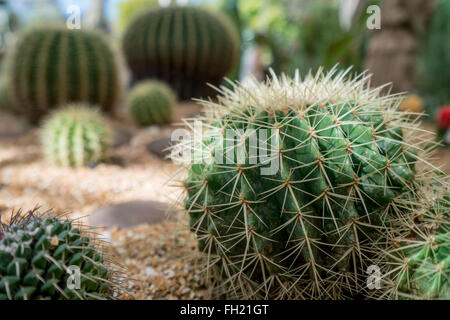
<box><xmin>375</xmin><ymin>180</ymin><xmax>449</xmax><ymax>300</ymax></box>
<box><xmin>0</xmin><ymin>208</ymin><xmax>126</xmax><ymax>300</ymax></box>
<box><xmin>41</xmin><ymin>105</ymin><xmax>111</xmax><ymax>168</ymax></box>
<box><xmin>7</xmin><ymin>26</ymin><xmax>120</xmax><ymax>123</ymax></box>
<box><xmin>176</xmin><ymin>66</ymin><xmax>439</xmax><ymax>299</ymax></box>
<box><xmin>122</xmin><ymin>6</ymin><xmax>240</xmax><ymax>100</ymax></box>
<box><xmin>128</xmin><ymin>80</ymin><xmax>175</xmax><ymax>126</ymax></box>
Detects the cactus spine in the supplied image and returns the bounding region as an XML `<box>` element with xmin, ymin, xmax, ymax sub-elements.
<box><xmin>7</xmin><ymin>26</ymin><xmax>120</xmax><ymax>123</ymax></box>
<box><xmin>177</xmin><ymin>67</ymin><xmax>440</xmax><ymax>299</ymax></box>
<box><xmin>128</xmin><ymin>80</ymin><xmax>175</xmax><ymax>126</ymax></box>
<box><xmin>41</xmin><ymin>104</ymin><xmax>111</xmax><ymax>168</ymax></box>
<box><xmin>0</xmin><ymin>209</ymin><xmax>125</xmax><ymax>300</ymax></box>
<box><xmin>122</xmin><ymin>6</ymin><xmax>240</xmax><ymax>100</ymax></box>
<box><xmin>376</xmin><ymin>180</ymin><xmax>450</xmax><ymax>300</ymax></box>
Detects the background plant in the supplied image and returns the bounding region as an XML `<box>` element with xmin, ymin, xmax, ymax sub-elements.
<box><xmin>6</xmin><ymin>25</ymin><xmax>120</xmax><ymax>123</ymax></box>
<box><xmin>41</xmin><ymin>105</ymin><xmax>111</xmax><ymax>168</ymax></box>
<box><xmin>128</xmin><ymin>80</ymin><xmax>175</xmax><ymax>127</ymax></box>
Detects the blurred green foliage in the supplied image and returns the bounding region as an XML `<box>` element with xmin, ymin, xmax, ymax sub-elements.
<box><xmin>117</xmin><ymin>0</ymin><xmax>158</xmax><ymax>33</ymax></box>
<box><xmin>419</xmin><ymin>0</ymin><xmax>450</xmax><ymax>116</ymax></box>
<box><xmin>217</xmin><ymin>0</ymin><xmax>373</xmax><ymax>76</ymax></box>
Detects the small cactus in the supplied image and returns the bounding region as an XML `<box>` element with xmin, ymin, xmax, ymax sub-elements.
<box><xmin>376</xmin><ymin>180</ymin><xmax>450</xmax><ymax>299</ymax></box>
<box><xmin>0</xmin><ymin>208</ymin><xmax>125</xmax><ymax>300</ymax></box>
<box><xmin>128</xmin><ymin>80</ymin><xmax>175</xmax><ymax>126</ymax></box>
<box><xmin>7</xmin><ymin>26</ymin><xmax>121</xmax><ymax>123</ymax></box>
<box><xmin>41</xmin><ymin>105</ymin><xmax>111</xmax><ymax>168</ymax></box>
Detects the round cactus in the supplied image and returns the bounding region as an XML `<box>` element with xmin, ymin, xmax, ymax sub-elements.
<box><xmin>7</xmin><ymin>26</ymin><xmax>120</xmax><ymax>123</ymax></box>
<box><xmin>0</xmin><ymin>208</ymin><xmax>125</xmax><ymax>300</ymax></box>
<box><xmin>41</xmin><ymin>104</ymin><xmax>111</xmax><ymax>168</ymax></box>
<box><xmin>128</xmin><ymin>80</ymin><xmax>175</xmax><ymax>126</ymax></box>
<box><xmin>175</xmin><ymin>67</ymin><xmax>440</xmax><ymax>299</ymax></box>
<box><xmin>122</xmin><ymin>6</ymin><xmax>240</xmax><ymax>100</ymax></box>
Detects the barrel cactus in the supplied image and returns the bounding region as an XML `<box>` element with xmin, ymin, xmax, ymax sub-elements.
<box><xmin>122</xmin><ymin>6</ymin><xmax>240</xmax><ymax>100</ymax></box>
<box><xmin>176</xmin><ymin>67</ymin><xmax>439</xmax><ymax>299</ymax></box>
<box><xmin>128</xmin><ymin>80</ymin><xmax>175</xmax><ymax>126</ymax></box>
<box><xmin>41</xmin><ymin>105</ymin><xmax>111</xmax><ymax>168</ymax></box>
<box><xmin>0</xmin><ymin>209</ymin><xmax>125</xmax><ymax>300</ymax></box>
<box><xmin>7</xmin><ymin>26</ymin><xmax>120</xmax><ymax>123</ymax></box>
<box><xmin>376</xmin><ymin>180</ymin><xmax>449</xmax><ymax>300</ymax></box>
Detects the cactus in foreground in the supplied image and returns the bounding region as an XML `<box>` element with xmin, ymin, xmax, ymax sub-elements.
<box><xmin>7</xmin><ymin>26</ymin><xmax>120</xmax><ymax>123</ymax></box>
<box><xmin>122</xmin><ymin>6</ymin><xmax>240</xmax><ymax>100</ymax></box>
<box><xmin>176</xmin><ymin>67</ymin><xmax>440</xmax><ymax>299</ymax></box>
<box><xmin>375</xmin><ymin>180</ymin><xmax>449</xmax><ymax>299</ymax></box>
<box><xmin>41</xmin><ymin>105</ymin><xmax>111</xmax><ymax>168</ymax></box>
<box><xmin>0</xmin><ymin>209</ymin><xmax>125</xmax><ymax>300</ymax></box>
<box><xmin>128</xmin><ymin>80</ymin><xmax>175</xmax><ymax>126</ymax></box>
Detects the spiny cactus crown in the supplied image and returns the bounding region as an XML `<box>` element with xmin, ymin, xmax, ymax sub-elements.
<box><xmin>177</xmin><ymin>66</ymin><xmax>438</xmax><ymax>299</ymax></box>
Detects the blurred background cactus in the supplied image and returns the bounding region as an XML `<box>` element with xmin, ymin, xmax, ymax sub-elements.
<box><xmin>41</xmin><ymin>105</ymin><xmax>111</xmax><ymax>168</ymax></box>
<box><xmin>122</xmin><ymin>5</ymin><xmax>240</xmax><ymax>100</ymax></box>
<box><xmin>128</xmin><ymin>80</ymin><xmax>175</xmax><ymax>127</ymax></box>
<box><xmin>6</xmin><ymin>26</ymin><xmax>120</xmax><ymax>123</ymax></box>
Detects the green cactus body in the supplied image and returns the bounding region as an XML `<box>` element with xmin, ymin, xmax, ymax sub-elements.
<box><xmin>0</xmin><ymin>209</ymin><xmax>123</xmax><ymax>300</ymax></box>
<box><xmin>128</xmin><ymin>80</ymin><xmax>175</xmax><ymax>126</ymax></box>
<box><xmin>122</xmin><ymin>6</ymin><xmax>240</xmax><ymax>100</ymax></box>
<box><xmin>41</xmin><ymin>105</ymin><xmax>111</xmax><ymax>168</ymax></box>
<box><xmin>7</xmin><ymin>26</ymin><xmax>120</xmax><ymax>123</ymax></box>
<box><xmin>385</xmin><ymin>184</ymin><xmax>450</xmax><ymax>300</ymax></box>
<box><xmin>178</xmin><ymin>67</ymin><xmax>435</xmax><ymax>299</ymax></box>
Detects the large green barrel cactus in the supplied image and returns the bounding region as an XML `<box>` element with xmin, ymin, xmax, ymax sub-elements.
<box><xmin>177</xmin><ymin>67</ymin><xmax>439</xmax><ymax>299</ymax></box>
<box><xmin>122</xmin><ymin>6</ymin><xmax>240</xmax><ymax>101</ymax></box>
<box><xmin>7</xmin><ymin>26</ymin><xmax>120</xmax><ymax>123</ymax></box>
<box><xmin>128</xmin><ymin>80</ymin><xmax>175</xmax><ymax>126</ymax></box>
<box><xmin>41</xmin><ymin>105</ymin><xmax>111</xmax><ymax>168</ymax></box>
<box><xmin>0</xmin><ymin>209</ymin><xmax>125</xmax><ymax>300</ymax></box>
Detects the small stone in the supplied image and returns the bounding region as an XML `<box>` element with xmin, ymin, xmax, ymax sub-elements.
<box><xmin>163</xmin><ymin>269</ymin><xmax>175</xmax><ymax>279</ymax></box>
<box><xmin>113</xmin><ymin>127</ymin><xmax>133</xmax><ymax>147</ymax></box>
<box><xmin>145</xmin><ymin>266</ymin><xmax>157</xmax><ymax>277</ymax></box>
<box><xmin>146</xmin><ymin>133</ymin><xmax>173</xmax><ymax>159</ymax></box>
<box><xmin>89</xmin><ymin>200</ymin><xmax>172</xmax><ymax>229</ymax></box>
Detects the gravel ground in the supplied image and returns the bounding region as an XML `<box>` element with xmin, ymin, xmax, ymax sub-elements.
<box><xmin>0</xmin><ymin>110</ymin><xmax>449</xmax><ymax>300</ymax></box>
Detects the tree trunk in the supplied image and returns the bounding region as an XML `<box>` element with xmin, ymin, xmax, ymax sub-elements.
<box><xmin>364</xmin><ymin>0</ymin><xmax>434</xmax><ymax>93</ymax></box>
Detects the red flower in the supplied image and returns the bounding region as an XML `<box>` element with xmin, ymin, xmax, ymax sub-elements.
<box><xmin>437</xmin><ymin>106</ymin><xmax>450</xmax><ymax>130</ymax></box>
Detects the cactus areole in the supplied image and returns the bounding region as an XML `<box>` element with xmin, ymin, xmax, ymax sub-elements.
<box><xmin>177</xmin><ymin>67</ymin><xmax>437</xmax><ymax>299</ymax></box>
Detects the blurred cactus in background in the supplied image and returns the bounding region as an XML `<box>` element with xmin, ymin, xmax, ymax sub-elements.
<box><xmin>128</xmin><ymin>80</ymin><xmax>175</xmax><ymax>127</ymax></box>
<box><xmin>41</xmin><ymin>105</ymin><xmax>111</xmax><ymax>168</ymax></box>
<box><xmin>122</xmin><ymin>5</ymin><xmax>240</xmax><ymax>100</ymax></box>
<box><xmin>6</xmin><ymin>26</ymin><xmax>120</xmax><ymax>123</ymax></box>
